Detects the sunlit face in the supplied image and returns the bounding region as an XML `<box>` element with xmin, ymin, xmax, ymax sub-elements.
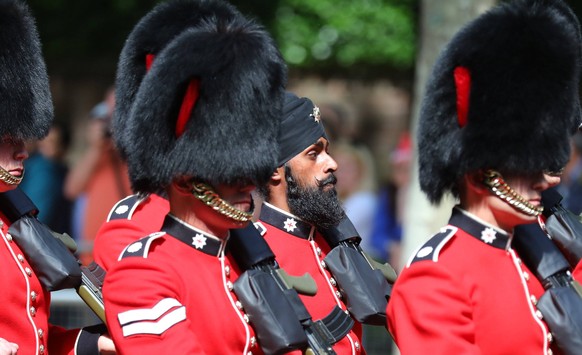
<box><xmin>284</xmin><ymin>137</ymin><xmax>345</xmax><ymax>229</ymax></box>
<box><xmin>484</xmin><ymin>171</ymin><xmax>560</xmax><ymax>231</ymax></box>
<box><xmin>286</xmin><ymin>137</ymin><xmax>338</xmax><ymax>191</ymax></box>
<box><xmin>0</xmin><ymin>137</ymin><xmax>28</xmax><ymax>192</ymax></box>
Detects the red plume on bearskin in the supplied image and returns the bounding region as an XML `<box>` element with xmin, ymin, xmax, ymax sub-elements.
<box><xmin>418</xmin><ymin>0</ymin><xmax>582</xmax><ymax>203</ymax></box>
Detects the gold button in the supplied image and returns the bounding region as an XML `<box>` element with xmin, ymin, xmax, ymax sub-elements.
<box><xmin>243</xmin><ymin>314</ymin><xmax>250</xmax><ymax>323</ymax></box>
<box><xmin>335</xmin><ymin>290</ymin><xmax>342</xmax><ymax>299</ymax></box>
<box><xmin>224</xmin><ymin>265</ymin><xmax>231</xmax><ymax>277</ymax></box>
<box><xmin>25</xmin><ymin>267</ymin><xmax>32</xmax><ymax>276</ymax></box>
<box><xmin>247</xmin><ymin>352</ymin><xmax>253</xmax><ymax>355</ymax></box>
<box><xmin>316</xmin><ymin>247</ymin><xmax>322</xmax><ymax>256</ymax></box>
<box><xmin>530</xmin><ymin>295</ymin><xmax>537</xmax><ymax>305</ymax></box>
<box><xmin>517</xmin><ymin>258</ymin><xmax>522</xmax><ymax>264</ymax></box>
<box><xmin>535</xmin><ymin>310</ymin><xmax>543</xmax><ymax>319</ymax></box>
<box><xmin>320</xmin><ymin>260</ymin><xmax>327</xmax><ymax>269</ymax></box>
<box><xmin>226</xmin><ymin>281</ymin><xmax>234</xmax><ymax>291</ymax></box>
<box><xmin>17</xmin><ymin>254</ymin><xmax>24</xmax><ymax>262</ymax></box>
<box><xmin>547</xmin><ymin>332</ymin><xmax>553</xmax><ymax>343</ymax></box>
<box><xmin>250</xmin><ymin>336</ymin><xmax>256</xmax><ymax>347</ymax></box>
<box><xmin>330</xmin><ymin>278</ymin><xmax>337</xmax><ymax>287</ymax></box>
<box><xmin>39</xmin><ymin>344</ymin><xmax>45</xmax><ymax>354</ymax></box>
<box><xmin>5</xmin><ymin>233</ymin><xmax>11</xmax><ymax>242</ymax></box>
<box><xmin>38</xmin><ymin>329</ymin><xmax>44</xmax><ymax>338</ymax></box>
<box><xmin>235</xmin><ymin>301</ymin><xmax>243</xmax><ymax>310</ymax></box>
<box><xmin>355</xmin><ymin>341</ymin><xmax>360</xmax><ymax>350</ymax></box>
<box><xmin>30</xmin><ymin>307</ymin><xmax>36</xmax><ymax>316</ymax></box>
<box><xmin>548</xmin><ymin>349</ymin><xmax>553</xmax><ymax>355</ymax></box>
<box><xmin>523</xmin><ymin>272</ymin><xmax>530</xmax><ymax>281</ymax></box>
<box><xmin>31</xmin><ymin>291</ymin><xmax>38</xmax><ymax>302</ymax></box>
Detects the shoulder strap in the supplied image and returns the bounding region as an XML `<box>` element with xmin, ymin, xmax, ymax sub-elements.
<box><xmin>407</xmin><ymin>226</ymin><xmax>457</xmax><ymax>267</ymax></box>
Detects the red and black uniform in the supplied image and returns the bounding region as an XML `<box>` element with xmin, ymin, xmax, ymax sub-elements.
<box><xmin>257</xmin><ymin>202</ymin><xmax>364</xmax><ymax>354</ymax></box>
<box><xmin>0</xmin><ymin>212</ymin><xmax>100</xmax><ymax>354</ymax></box>
<box><xmin>103</xmin><ymin>214</ymin><xmax>261</xmax><ymax>354</ymax></box>
<box><xmin>387</xmin><ymin>207</ymin><xmax>579</xmax><ymax>355</ymax></box>
<box><xmin>93</xmin><ymin>193</ymin><xmax>169</xmax><ymax>271</ymax></box>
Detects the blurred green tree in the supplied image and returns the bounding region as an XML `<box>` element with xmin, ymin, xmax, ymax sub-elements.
<box><xmin>271</xmin><ymin>0</ymin><xmax>416</xmax><ymax>77</ymax></box>
<box><xmin>28</xmin><ymin>0</ymin><xmax>416</xmax><ymax>80</ymax></box>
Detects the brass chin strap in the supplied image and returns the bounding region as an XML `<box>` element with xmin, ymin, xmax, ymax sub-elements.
<box><xmin>191</xmin><ymin>182</ymin><xmax>253</xmax><ymax>223</ymax></box>
<box><xmin>0</xmin><ymin>166</ymin><xmax>22</xmax><ymax>185</ymax></box>
<box><xmin>483</xmin><ymin>170</ymin><xmax>544</xmax><ymax>217</ymax></box>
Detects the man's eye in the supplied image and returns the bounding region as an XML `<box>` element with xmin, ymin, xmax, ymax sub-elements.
<box><xmin>543</xmin><ymin>168</ymin><xmax>565</xmax><ymax>177</ymax></box>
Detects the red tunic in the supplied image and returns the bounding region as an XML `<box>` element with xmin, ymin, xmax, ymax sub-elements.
<box><xmin>0</xmin><ymin>212</ymin><xmax>93</xmax><ymax>354</ymax></box>
<box><xmin>387</xmin><ymin>207</ymin><xmax>570</xmax><ymax>355</ymax></box>
<box><xmin>103</xmin><ymin>214</ymin><xmax>262</xmax><ymax>354</ymax></box>
<box><xmin>93</xmin><ymin>193</ymin><xmax>169</xmax><ymax>271</ymax></box>
<box><xmin>258</xmin><ymin>202</ymin><xmax>365</xmax><ymax>354</ymax></box>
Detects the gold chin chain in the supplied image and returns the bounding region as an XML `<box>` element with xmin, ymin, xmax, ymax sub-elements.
<box><xmin>483</xmin><ymin>170</ymin><xmax>543</xmax><ymax>217</ymax></box>
<box><xmin>0</xmin><ymin>166</ymin><xmax>22</xmax><ymax>185</ymax></box>
<box><xmin>191</xmin><ymin>182</ymin><xmax>253</xmax><ymax>223</ymax></box>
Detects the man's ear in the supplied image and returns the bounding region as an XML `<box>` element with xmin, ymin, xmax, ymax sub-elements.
<box><xmin>465</xmin><ymin>170</ymin><xmax>490</xmax><ymax>194</ymax></box>
<box><xmin>173</xmin><ymin>177</ymin><xmax>193</xmax><ymax>195</ymax></box>
<box><xmin>271</xmin><ymin>166</ymin><xmax>284</xmax><ymax>184</ymax></box>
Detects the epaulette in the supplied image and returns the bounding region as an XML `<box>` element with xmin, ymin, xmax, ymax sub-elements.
<box><xmin>119</xmin><ymin>232</ymin><xmax>166</xmax><ymax>260</ymax></box>
<box><xmin>106</xmin><ymin>194</ymin><xmax>145</xmax><ymax>221</ymax></box>
<box><xmin>253</xmin><ymin>221</ymin><xmax>267</xmax><ymax>236</ymax></box>
<box><xmin>406</xmin><ymin>226</ymin><xmax>457</xmax><ymax>267</ymax></box>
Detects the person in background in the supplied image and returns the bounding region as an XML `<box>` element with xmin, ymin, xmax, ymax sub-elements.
<box><xmin>21</xmin><ymin>122</ymin><xmax>72</xmax><ymax>234</ymax></box>
<box><xmin>370</xmin><ymin>132</ymin><xmax>412</xmax><ymax>267</ymax></box>
<box><xmin>0</xmin><ymin>1</ymin><xmax>114</xmax><ymax>353</ymax></box>
<box><xmin>64</xmin><ymin>86</ymin><xmax>131</xmax><ymax>265</ymax></box>
<box><xmin>334</xmin><ymin>141</ymin><xmax>379</xmax><ymax>257</ymax></box>
<box><xmin>387</xmin><ymin>0</ymin><xmax>582</xmax><ymax>353</ymax></box>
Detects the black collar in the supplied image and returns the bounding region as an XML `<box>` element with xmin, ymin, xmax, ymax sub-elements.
<box><xmin>259</xmin><ymin>203</ymin><xmax>314</xmax><ymax>240</ymax></box>
<box><xmin>162</xmin><ymin>214</ymin><xmax>226</xmax><ymax>257</ymax></box>
<box><xmin>449</xmin><ymin>208</ymin><xmax>511</xmax><ymax>250</ymax></box>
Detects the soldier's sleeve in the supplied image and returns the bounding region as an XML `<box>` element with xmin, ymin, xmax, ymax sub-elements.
<box><xmin>103</xmin><ymin>243</ymin><xmax>203</xmax><ymax>353</ymax></box>
<box><xmin>387</xmin><ymin>261</ymin><xmax>481</xmax><ymax>354</ymax></box>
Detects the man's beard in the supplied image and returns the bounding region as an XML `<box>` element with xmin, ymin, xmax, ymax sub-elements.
<box><xmin>285</xmin><ymin>165</ymin><xmax>345</xmax><ymax>229</ymax></box>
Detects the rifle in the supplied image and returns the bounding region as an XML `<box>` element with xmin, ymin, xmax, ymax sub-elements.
<box><xmin>229</xmin><ymin>223</ymin><xmax>354</xmax><ymax>355</ymax></box>
<box><xmin>513</xmin><ymin>223</ymin><xmax>582</xmax><ymax>355</ymax></box>
<box><xmin>318</xmin><ymin>216</ymin><xmax>396</xmax><ymax>325</ymax></box>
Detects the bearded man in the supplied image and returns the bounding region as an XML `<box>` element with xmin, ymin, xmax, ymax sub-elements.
<box><xmin>255</xmin><ymin>91</ymin><xmax>365</xmax><ymax>354</ymax></box>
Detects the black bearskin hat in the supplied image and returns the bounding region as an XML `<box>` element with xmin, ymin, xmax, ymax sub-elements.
<box><xmin>418</xmin><ymin>0</ymin><xmax>582</xmax><ymax>204</ymax></box>
<box><xmin>0</xmin><ymin>0</ymin><xmax>52</xmax><ymax>140</ymax></box>
<box><xmin>122</xmin><ymin>0</ymin><xmax>287</xmax><ymax>193</ymax></box>
<box><xmin>113</xmin><ymin>0</ymin><xmax>240</xmax><ymax>158</ymax></box>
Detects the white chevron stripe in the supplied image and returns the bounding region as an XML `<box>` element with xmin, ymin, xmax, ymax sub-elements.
<box><xmin>118</xmin><ymin>298</ymin><xmax>182</xmax><ymax>325</ymax></box>
<box><xmin>121</xmin><ymin>306</ymin><xmax>187</xmax><ymax>337</ymax></box>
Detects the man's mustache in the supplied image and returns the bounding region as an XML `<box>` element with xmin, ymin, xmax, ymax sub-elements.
<box><xmin>316</xmin><ymin>173</ymin><xmax>337</xmax><ymax>188</ymax></box>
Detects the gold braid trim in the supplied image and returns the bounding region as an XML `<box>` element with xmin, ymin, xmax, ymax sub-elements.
<box><xmin>191</xmin><ymin>182</ymin><xmax>253</xmax><ymax>222</ymax></box>
<box><xmin>0</xmin><ymin>166</ymin><xmax>22</xmax><ymax>185</ymax></box>
<box><xmin>483</xmin><ymin>170</ymin><xmax>543</xmax><ymax>217</ymax></box>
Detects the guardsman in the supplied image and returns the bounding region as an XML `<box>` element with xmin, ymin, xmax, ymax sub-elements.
<box><xmin>101</xmin><ymin>0</ymin><xmax>287</xmax><ymax>352</ymax></box>
<box><xmin>387</xmin><ymin>0</ymin><xmax>582</xmax><ymax>353</ymax></box>
<box><xmin>92</xmin><ymin>0</ymin><xmax>238</xmax><ymax>272</ymax></box>
<box><xmin>0</xmin><ymin>1</ymin><xmax>114</xmax><ymax>353</ymax></box>
<box><xmin>255</xmin><ymin>92</ymin><xmax>366</xmax><ymax>354</ymax></box>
